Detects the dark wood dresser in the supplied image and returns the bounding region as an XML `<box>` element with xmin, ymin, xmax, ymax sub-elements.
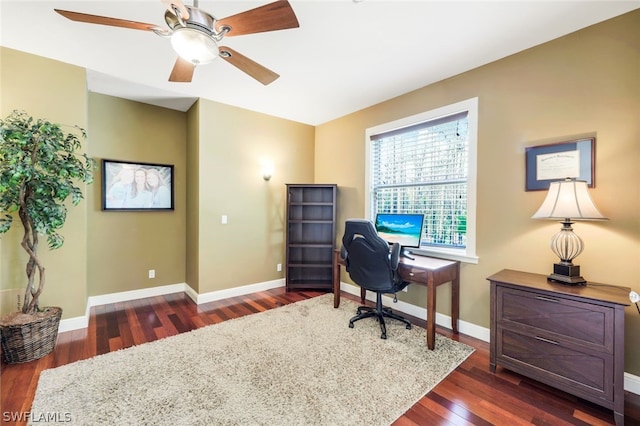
<box><xmin>487</xmin><ymin>269</ymin><xmax>630</xmax><ymax>426</ymax></box>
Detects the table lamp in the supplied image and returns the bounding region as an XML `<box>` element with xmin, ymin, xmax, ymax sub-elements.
<box><xmin>531</xmin><ymin>177</ymin><xmax>607</xmax><ymax>285</ymax></box>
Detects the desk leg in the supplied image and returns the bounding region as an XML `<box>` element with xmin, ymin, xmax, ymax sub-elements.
<box><xmin>452</xmin><ymin>263</ymin><xmax>460</xmax><ymax>335</ymax></box>
<box><xmin>427</xmin><ymin>277</ymin><xmax>436</xmax><ymax>350</ymax></box>
<box><xmin>333</xmin><ymin>251</ymin><xmax>341</xmax><ymax>308</ymax></box>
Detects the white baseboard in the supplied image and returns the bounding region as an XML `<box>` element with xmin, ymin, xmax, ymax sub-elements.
<box><xmin>340</xmin><ymin>281</ymin><xmax>639</xmax><ymax>395</ymax></box>
<box><xmin>340</xmin><ymin>282</ymin><xmax>491</xmax><ymax>342</ymax></box>
<box><xmin>625</xmin><ymin>372</ymin><xmax>640</xmax><ymax>395</ymax></box>
<box><xmin>59</xmin><ymin>280</ymin><xmax>285</xmax><ymax>333</ymax></box>
<box><xmin>86</xmin><ymin>283</ymin><xmax>190</xmax><ymax>314</ymax></box>
<box><xmin>195</xmin><ymin>279</ymin><xmax>285</xmax><ymax>305</ymax></box>
<box><xmin>58</xmin><ymin>315</ymin><xmax>89</xmax><ymax>332</ymax></box>
<box><xmin>58</xmin><ymin>279</ymin><xmax>639</xmax><ymax>395</ymax></box>
<box><xmin>59</xmin><ymin>283</ymin><xmax>191</xmax><ymax>333</ymax></box>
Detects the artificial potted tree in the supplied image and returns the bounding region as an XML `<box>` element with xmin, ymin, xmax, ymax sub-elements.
<box><xmin>0</xmin><ymin>110</ymin><xmax>94</xmax><ymax>364</ymax></box>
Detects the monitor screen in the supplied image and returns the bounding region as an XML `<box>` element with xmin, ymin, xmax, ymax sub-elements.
<box><xmin>374</xmin><ymin>213</ymin><xmax>425</xmax><ymax>249</ymax></box>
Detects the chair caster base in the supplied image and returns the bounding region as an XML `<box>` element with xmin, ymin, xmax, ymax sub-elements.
<box><xmin>348</xmin><ymin>302</ymin><xmax>412</xmax><ymax>340</ymax></box>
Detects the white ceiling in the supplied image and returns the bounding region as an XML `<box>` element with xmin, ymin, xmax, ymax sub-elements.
<box><xmin>1</xmin><ymin>1</ymin><xmax>638</xmax><ymax>125</ymax></box>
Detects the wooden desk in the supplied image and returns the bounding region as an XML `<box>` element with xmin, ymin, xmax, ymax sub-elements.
<box><xmin>333</xmin><ymin>249</ymin><xmax>460</xmax><ymax>350</ymax></box>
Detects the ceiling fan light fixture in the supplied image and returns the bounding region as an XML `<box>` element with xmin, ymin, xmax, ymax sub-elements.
<box><xmin>170</xmin><ymin>28</ymin><xmax>219</xmax><ymax>65</ymax></box>
<box><xmin>56</xmin><ymin>0</ymin><xmax>300</xmax><ymax>84</ymax></box>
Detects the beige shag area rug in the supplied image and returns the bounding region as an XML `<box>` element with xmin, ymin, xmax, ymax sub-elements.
<box><xmin>30</xmin><ymin>294</ymin><xmax>474</xmax><ymax>425</ymax></box>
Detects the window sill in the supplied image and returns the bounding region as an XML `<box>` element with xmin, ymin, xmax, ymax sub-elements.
<box><xmin>412</xmin><ymin>248</ymin><xmax>479</xmax><ymax>265</ymax></box>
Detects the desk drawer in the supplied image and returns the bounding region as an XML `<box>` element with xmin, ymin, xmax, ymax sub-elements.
<box><xmin>497</xmin><ymin>286</ymin><xmax>613</xmax><ymax>353</ymax></box>
<box><xmin>399</xmin><ymin>266</ymin><xmax>428</xmax><ymax>283</ymax></box>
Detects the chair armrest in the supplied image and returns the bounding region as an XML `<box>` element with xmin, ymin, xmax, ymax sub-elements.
<box><xmin>389</xmin><ymin>243</ymin><xmax>400</xmax><ymax>270</ymax></box>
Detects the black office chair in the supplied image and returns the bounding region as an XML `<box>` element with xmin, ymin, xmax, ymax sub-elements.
<box><xmin>341</xmin><ymin>219</ymin><xmax>412</xmax><ymax>339</ymax></box>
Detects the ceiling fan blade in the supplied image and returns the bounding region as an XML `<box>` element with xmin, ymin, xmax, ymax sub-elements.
<box><xmin>219</xmin><ymin>47</ymin><xmax>279</xmax><ymax>85</ymax></box>
<box><xmin>54</xmin><ymin>9</ymin><xmax>160</xmax><ymax>32</ymax></box>
<box><xmin>216</xmin><ymin>0</ymin><xmax>299</xmax><ymax>36</ymax></box>
<box><xmin>161</xmin><ymin>0</ymin><xmax>189</xmax><ymax>20</ymax></box>
<box><xmin>169</xmin><ymin>57</ymin><xmax>196</xmax><ymax>82</ymax></box>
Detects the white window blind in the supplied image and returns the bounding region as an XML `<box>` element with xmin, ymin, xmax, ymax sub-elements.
<box><xmin>370</xmin><ymin>111</ymin><xmax>469</xmax><ymax>249</ymax></box>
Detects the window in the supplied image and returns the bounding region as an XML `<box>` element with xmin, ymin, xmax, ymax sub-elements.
<box><xmin>365</xmin><ymin>98</ymin><xmax>478</xmax><ymax>263</ymax></box>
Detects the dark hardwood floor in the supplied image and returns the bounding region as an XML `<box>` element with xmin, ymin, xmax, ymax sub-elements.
<box><xmin>2</xmin><ymin>288</ymin><xmax>639</xmax><ymax>425</ymax></box>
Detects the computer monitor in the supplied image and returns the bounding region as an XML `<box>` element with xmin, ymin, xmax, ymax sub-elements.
<box><xmin>374</xmin><ymin>213</ymin><xmax>425</xmax><ymax>258</ymax></box>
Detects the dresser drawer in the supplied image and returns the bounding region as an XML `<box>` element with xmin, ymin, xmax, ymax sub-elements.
<box><xmin>497</xmin><ymin>328</ymin><xmax>613</xmax><ymax>402</ymax></box>
<box><xmin>497</xmin><ymin>286</ymin><xmax>613</xmax><ymax>353</ymax></box>
<box><xmin>488</xmin><ymin>270</ymin><xmax>629</xmax><ymax>426</ymax></box>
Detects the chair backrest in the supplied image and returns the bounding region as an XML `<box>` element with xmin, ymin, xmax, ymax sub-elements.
<box><xmin>341</xmin><ymin>219</ymin><xmax>400</xmax><ymax>293</ymax></box>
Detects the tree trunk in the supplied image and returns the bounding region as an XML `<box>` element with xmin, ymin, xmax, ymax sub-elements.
<box><xmin>18</xmin><ymin>184</ymin><xmax>44</xmax><ymax>314</ymax></box>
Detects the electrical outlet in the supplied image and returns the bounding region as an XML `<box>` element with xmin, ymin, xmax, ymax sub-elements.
<box><xmin>148</xmin><ymin>269</ymin><xmax>155</xmax><ymax>279</ymax></box>
<box><xmin>276</xmin><ymin>263</ymin><xmax>282</xmax><ymax>272</ymax></box>
<box><xmin>630</xmin><ymin>291</ymin><xmax>640</xmax><ymax>303</ymax></box>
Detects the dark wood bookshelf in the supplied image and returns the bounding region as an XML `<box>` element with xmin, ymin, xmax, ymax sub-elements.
<box><xmin>285</xmin><ymin>184</ymin><xmax>337</xmax><ymax>291</ymax></box>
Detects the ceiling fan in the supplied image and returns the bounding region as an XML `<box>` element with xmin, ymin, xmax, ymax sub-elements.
<box><xmin>54</xmin><ymin>0</ymin><xmax>299</xmax><ymax>85</ymax></box>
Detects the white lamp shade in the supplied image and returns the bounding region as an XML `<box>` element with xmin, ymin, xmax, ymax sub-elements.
<box><xmin>170</xmin><ymin>28</ymin><xmax>219</xmax><ymax>65</ymax></box>
<box><xmin>532</xmin><ymin>178</ymin><xmax>607</xmax><ymax>220</ymax></box>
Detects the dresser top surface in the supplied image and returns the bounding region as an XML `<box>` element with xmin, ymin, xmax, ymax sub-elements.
<box><xmin>488</xmin><ymin>269</ymin><xmax>631</xmax><ymax>306</ymax></box>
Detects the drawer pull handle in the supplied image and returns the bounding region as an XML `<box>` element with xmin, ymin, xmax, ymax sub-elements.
<box><xmin>535</xmin><ymin>296</ymin><xmax>559</xmax><ymax>303</ymax></box>
<box><xmin>535</xmin><ymin>336</ymin><xmax>559</xmax><ymax>345</ymax></box>
<box><xmin>409</xmin><ymin>272</ymin><xmax>414</xmax><ymax>276</ymax></box>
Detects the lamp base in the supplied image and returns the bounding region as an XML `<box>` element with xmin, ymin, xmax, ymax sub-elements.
<box><xmin>547</xmin><ymin>263</ymin><xmax>586</xmax><ymax>285</ymax></box>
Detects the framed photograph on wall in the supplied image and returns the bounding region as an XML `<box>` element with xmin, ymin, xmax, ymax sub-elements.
<box><xmin>102</xmin><ymin>159</ymin><xmax>174</xmax><ymax>211</ymax></box>
<box><xmin>525</xmin><ymin>138</ymin><xmax>595</xmax><ymax>191</ymax></box>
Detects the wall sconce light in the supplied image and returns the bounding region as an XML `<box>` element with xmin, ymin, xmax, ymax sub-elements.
<box><xmin>532</xmin><ymin>178</ymin><xmax>607</xmax><ymax>285</ymax></box>
<box><xmin>262</xmin><ymin>163</ymin><xmax>274</xmax><ymax>181</ymax></box>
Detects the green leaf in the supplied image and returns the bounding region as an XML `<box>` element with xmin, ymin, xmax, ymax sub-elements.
<box><xmin>0</xmin><ymin>110</ymin><xmax>94</xmax><ymax>251</ymax></box>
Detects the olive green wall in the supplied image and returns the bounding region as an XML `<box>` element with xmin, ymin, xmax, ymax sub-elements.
<box><xmin>315</xmin><ymin>10</ymin><xmax>640</xmax><ymax>374</ymax></box>
<box><xmin>193</xmin><ymin>99</ymin><xmax>315</xmax><ymax>294</ymax></box>
<box><xmin>0</xmin><ymin>48</ymin><xmax>89</xmax><ymax>318</ymax></box>
<box><xmin>86</xmin><ymin>93</ymin><xmax>187</xmax><ymax>296</ymax></box>
<box><xmin>2</xmin><ymin>10</ymin><xmax>639</xmax><ymax>377</ymax></box>
<box><xmin>185</xmin><ymin>102</ymin><xmax>201</xmax><ymax>293</ymax></box>
<box><xmin>0</xmin><ymin>47</ymin><xmax>315</xmax><ymax>312</ymax></box>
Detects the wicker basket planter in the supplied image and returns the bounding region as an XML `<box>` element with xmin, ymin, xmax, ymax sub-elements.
<box><xmin>0</xmin><ymin>307</ymin><xmax>62</xmax><ymax>364</ymax></box>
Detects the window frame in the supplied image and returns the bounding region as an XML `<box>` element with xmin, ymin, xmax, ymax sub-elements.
<box><xmin>364</xmin><ymin>97</ymin><xmax>479</xmax><ymax>264</ymax></box>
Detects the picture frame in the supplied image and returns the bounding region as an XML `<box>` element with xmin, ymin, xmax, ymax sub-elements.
<box><xmin>525</xmin><ymin>137</ymin><xmax>595</xmax><ymax>191</ymax></box>
<box><xmin>102</xmin><ymin>159</ymin><xmax>174</xmax><ymax>211</ymax></box>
